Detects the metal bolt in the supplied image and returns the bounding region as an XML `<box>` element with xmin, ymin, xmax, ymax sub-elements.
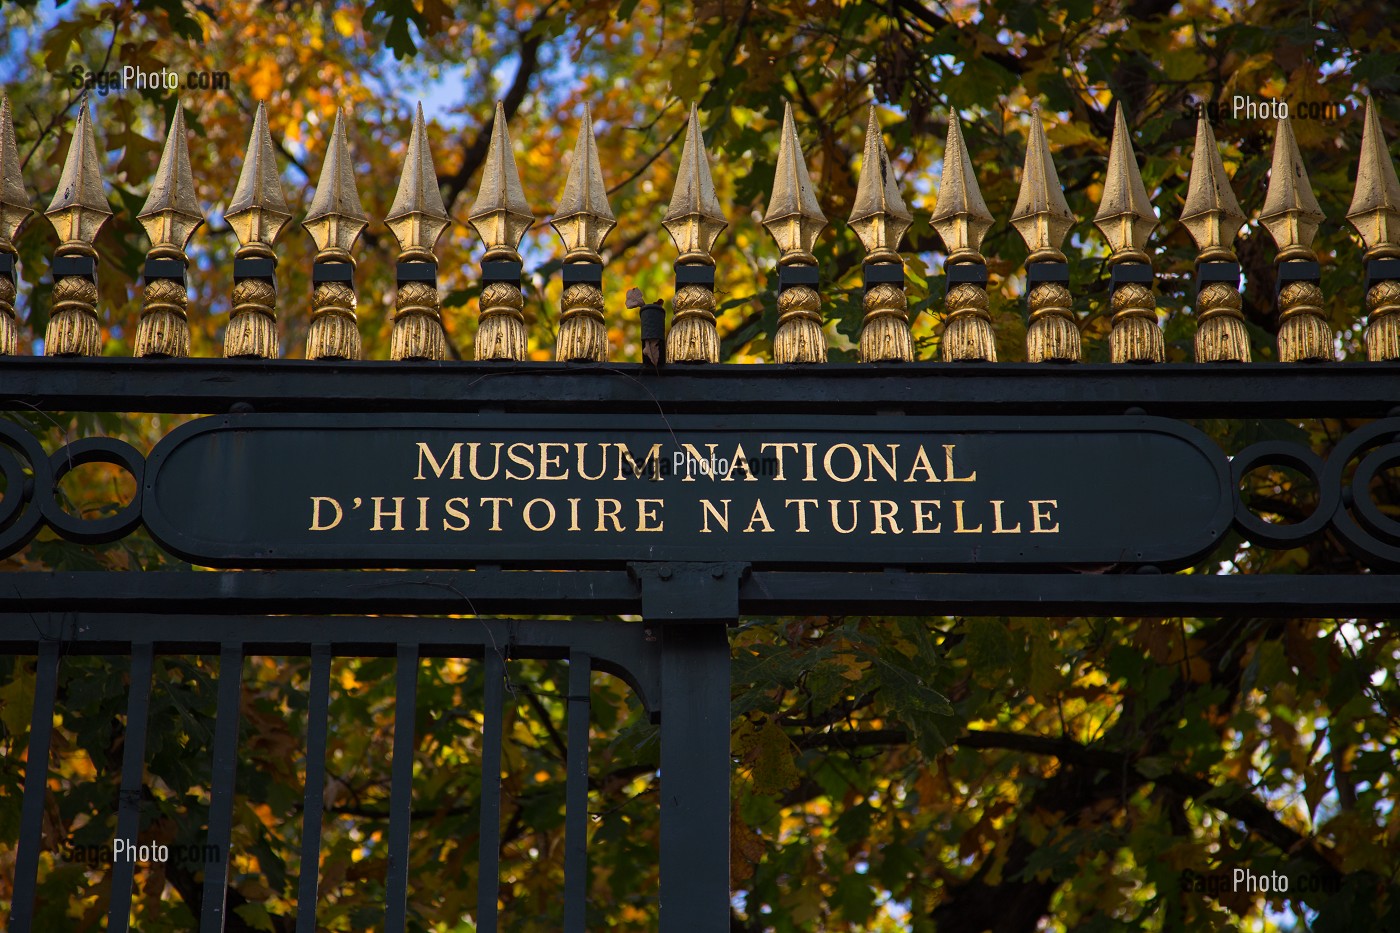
<box><xmin>658</xmin><ymin>566</ymin><xmax>672</xmax><ymax>580</ymax></box>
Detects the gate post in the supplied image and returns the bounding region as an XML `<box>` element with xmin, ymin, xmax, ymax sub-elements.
<box><xmin>635</xmin><ymin>562</ymin><xmax>745</xmax><ymax>933</ymax></box>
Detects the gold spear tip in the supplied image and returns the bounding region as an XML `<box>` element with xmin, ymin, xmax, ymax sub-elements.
<box><xmin>468</xmin><ymin>100</ymin><xmax>533</xmax><ymax>255</ymax></box>
<box><xmin>762</xmin><ymin>101</ymin><xmax>826</xmax><ymax>260</ymax></box>
<box><xmin>551</xmin><ymin>103</ymin><xmax>616</xmax><ymax>261</ymax></box>
<box><xmin>303</xmin><ymin>107</ymin><xmax>368</xmax><ymax>254</ymax></box>
<box><xmin>1180</xmin><ymin>111</ymin><xmax>1245</xmax><ymax>254</ymax></box>
<box><xmin>1260</xmin><ymin>116</ymin><xmax>1324</xmax><ymax>255</ymax></box>
<box><xmin>386</xmin><ymin>101</ymin><xmax>449</xmax><ymax>256</ymax></box>
<box><xmin>227</xmin><ymin>101</ymin><xmax>292</xmax><ymax>248</ymax></box>
<box><xmin>137</xmin><ymin>102</ymin><xmax>204</xmax><ymax>252</ymax></box>
<box><xmin>663</xmin><ymin>102</ymin><xmax>727</xmax><ymax>262</ymax></box>
<box><xmin>1346</xmin><ymin>95</ymin><xmax>1400</xmax><ymax>254</ymax></box>
<box><xmin>0</xmin><ymin>95</ymin><xmax>33</xmax><ymax>248</ymax></box>
<box><xmin>848</xmin><ymin>104</ymin><xmax>912</xmax><ymax>259</ymax></box>
<box><xmin>1093</xmin><ymin>102</ymin><xmax>1157</xmax><ymax>258</ymax></box>
<box><xmin>1011</xmin><ymin>103</ymin><xmax>1075</xmax><ymax>260</ymax></box>
<box><xmin>929</xmin><ymin>111</ymin><xmax>993</xmax><ymax>259</ymax></box>
<box><xmin>45</xmin><ymin>97</ymin><xmax>113</xmax><ymax>247</ymax></box>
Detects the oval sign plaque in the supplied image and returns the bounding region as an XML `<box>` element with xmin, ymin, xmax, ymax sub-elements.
<box><xmin>141</xmin><ymin>413</ymin><xmax>1231</xmax><ymax>570</ymax></box>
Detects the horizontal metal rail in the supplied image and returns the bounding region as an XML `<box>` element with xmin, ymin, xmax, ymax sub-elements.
<box><xmin>3</xmin><ymin>569</ymin><xmax>1398</xmax><ymax>619</ymax></box>
<box><xmin>2</xmin><ymin>358</ymin><xmax>1399</xmax><ymax>417</ymax></box>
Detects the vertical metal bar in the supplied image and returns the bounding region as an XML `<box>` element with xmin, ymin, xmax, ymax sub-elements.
<box><xmin>199</xmin><ymin>643</ymin><xmax>245</xmax><ymax>932</ymax></box>
<box><xmin>563</xmin><ymin>652</ymin><xmax>592</xmax><ymax>932</ymax></box>
<box><xmin>384</xmin><ymin>643</ymin><xmax>420</xmax><ymax>933</ymax></box>
<box><xmin>108</xmin><ymin>641</ymin><xmax>155</xmax><ymax>933</ymax></box>
<box><xmin>11</xmin><ymin>639</ymin><xmax>61</xmax><ymax>933</ymax></box>
<box><xmin>659</xmin><ymin>624</ymin><xmax>731</xmax><ymax>933</ymax></box>
<box><xmin>477</xmin><ymin>650</ymin><xmax>505</xmax><ymax>933</ymax></box>
<box><xmin>295</xmin><ymin>644</ymin><xmax>333</xmax><ymax>933</ymax></box>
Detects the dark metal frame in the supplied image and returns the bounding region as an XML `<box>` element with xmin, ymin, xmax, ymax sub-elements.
<box><xmin>4</xmin><ymin>359</ymin><xmax>1399</xmax><ymax>932</ymax></box>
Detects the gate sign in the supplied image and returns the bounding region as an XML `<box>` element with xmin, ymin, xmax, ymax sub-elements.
<box><xmin>141</xmin><ymin>413</ymin><xmax>1232</xmax><ymax>569</ymax></box>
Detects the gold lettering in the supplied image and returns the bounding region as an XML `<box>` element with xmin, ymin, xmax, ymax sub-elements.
<box><xmin>415</xmin><ymin>442</ymin><xmax>463</xmax><ymax>480</ymax></box>
<box><xmin>700</xmin><ymin>499</ymin><xmax>730</xmax><ymax>533</ymax></box>
<box><xmin>538</xmin><ymin>443</ymin><xmax>569</xmax><ymax>480</ymax></box>
<box><xmin>912</xmin><ymin>499</ymin><xmax>942</xmax><ymax>533</ymax></box>
<box><xmin>863</xmin><ymin>443</ymin><xmax>899</xmax><ymax>483</ymax></box>
<box><xmin>943</xmin><ymin>444</ymin><xmax>977</xmax><ymax>482</ymax></box>
<box><xmin>468</xmin><ymin>442</ymin><xmax>503</xmax><ymax>481</ymax></box>
<box><xmin>480</xmin><ymin>497</ymin><xmax>513</xmax><ymax>531</ymax></box>
<box><xmin>904</xmin><ymin>445</ymin><xmax>940</xmax><ymax>483</ymax></box>
<box><xmin>637</xmin><ymin>498</ymin><xmax>664</xmax><ymax>532</ymax></box>
<box><xmin>760</xmin><ymin>442</ymin><xmax>799</xmax><ymax>481</ymax></box>
<box><xmin>785</xmin><ymin>498</ymin><xmax>817</xmax><ymax>533</ymax></box>
<box><xmin>871</xmin><ymin>499</ymin><xmax>902</xmax><ymax>534</ymax></box>
<box><xmin>567</xmin><ymin>497</ymin><xmax>581</xmax><ymax>531</ymax></box>
<box><xmin>724</xmin><ymin>443</ymin><xmax>759</xmax><ymax>482</ymax></box>
<box><xmin>616</xmin><ymin>443</ymin><xmax>663</xmax><ymax>481</ymax></box>
<box><xmin>575</xmin><ymin>443</ymin><xmax>608</xmax><ymax>481</ymax></box>
<box><xmin>309</xmin><ymin>496</ymin><xmax>342</xmax><ymax>531</ymax></box>
<box><xmin>1030</xmin><ymin>499</ymin><xmax>1060</xmax><ymax>533</ymax></box>
<box><xmin>371</xmin><ymin>496</ymin><xmax>404</xmax><ymax>532</ymax></box>
<box><xmin>416</xmin><ymin>496</ymin><xmax>430</xmax><ymax>532</ymax></box>
<box><xmin>829</xmin><ymin>499</ymin><xmax>860</xmax><ymax>534</ymax></box>
<box><xmin>991</xmin><ymin>500</ymin><xmax>1022</xmax><ymax>534</ymax></box>
<box><xmin>443</xmin><ymin>497</ymin><xmax>470</xmax><ymax>531</ymax></box>
<box><xmin>506</xmin><ymin>442</ymin><xmax>535</xmax><ymax>480</ymax></box>
<box><xmin>952</xmin><ymin>500</ymin><xmax>982</xmax><ymax>533</ymax></box>
<box><xmin>523</xmin><ymin>497</ymin><xmax>556</xmax><ymax>531</ymax></box>
<box><xmin>744</xmin><ymin>499</ymin><xmax>774</xmax><ymax>533</ymax></box>
<box><xmin>823</xmin><ymin>443</ymin><xmax>862</xmax><ymax>483</ymax></box>
<box><xmin>801</xmin><ymin>443</ymin><xmax>817</xmax><ymax>481</ymax></box>
<box><xmin>596</xmin><ymin>498</ymin><xmax>623</xmax><ymax>532</ymax></box>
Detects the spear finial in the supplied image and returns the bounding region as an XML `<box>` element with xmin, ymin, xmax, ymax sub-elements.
<box><xmin>849</xmin><ymin>104</ymin><xmax>912</xmax><ymax>265</ymax></box>
<box><xmin>470</xmin><ymin>101</ymin><xmax>532</xmax><ymax>361</ymax></box>
<box><xmin>1181</xmin><ymin>114</ymin><xmax>1246</xmax><ymax>262</ymax></box>
<box><xmin>663</xmin><ymin>102</ymin><xmax>727</xmax><ymax>266</ymax></box>
<box><xmin>1346</xmin><ymin>95</ymin><xmax>1400</xmax><ymax>259</ymax></box>
<box><xmin>1262</xmin><ymin>116</ymin><xmax>1325</xmax><ymax>260</ymax></box>
<box><xmin>664</xmin><ymin>103</ymin><xmax>726</xmax><ymax>363</ymax></box>
<box><xmin>552</xmin><ymin>103</ymin><xmax>615</xmax><ymax>264</ymax></box>
<box><xmin>1348</xmin><ymin>95</ymin><xmax>1400</xmax><ymax>360</ymax></box>
<box><xmin>387</xmin><ymin>102</ymin><xmax>450</xmax><ymax>361</ymax></box>
<box><xmin>0</xmin><ymin>96</ymin><xmax>30</xmax><ymax>253</ymax></box>
<box><xmin>930</xmin><ymin>112</ymin><xmax>993</xmax><ymax>264</ymax></box>
<box><xmin>1014</xmin><ymin>104</ymin><xmax>1079</xmax><ymax>362</ymax></box>
<box><xmin>0</xmin><ymin>95</ymin><xmax>32</xmax><ymax>355</ymax></box>
<box><xmin>45</xmin><ymin>97</ymin><xmax>112</xmax><ymax>250</ymax></box>
<box><xmin>1262</xmin><ymin>117</ymin><xmax>1330</xmax><ymax>362</ymax></box>
<box><xmin>764</xmin><ymin>102</ymin><xmax>826</xmax><ymax>263</ymax></box>
<box><xmin>765</xmin><ymin>101</ymin><xmax>827</xmax><ymax>363</ymax></box>
<box><xmin>303</xmin><ymin>108</ymin><xmax>367</xmax><ymax>360</ymax></box>
<box><xmin>227</xmin><ymin>102</ymin><xmax>291</xmax><ymax>249</ymax></box>
<box><xmin>1093</xmin><ymin>102</ymin><xmax>1157</xmax><ymax>264</ymax></box>
<box><xmin>387</xmin><ymin>102</ymin><xmax>449</xmax><ymax>261</ymax></box>
<box><xmin>1011</xmin><ymin>105</ymin><xmax>1074</xmax><ymax>264</ymax></box>
<box><xmin>1182</xmin><ymin>112</ymin><xmax>1249</xmax><ymax>362</ymax></box>
<box><xmin>44</xmin><ymin>96</ymin><xmax>112</xmax><ymax>356</ymax></box>
<box><xmin>552</xmin><ymin>104</ymin><xmax>614</xmax><ymax>362</ymax></box>
<box><xmin>134</xmin><ymin>102</ymin><xmax>204</xmax><ymax>358</ymax></box>
<box><xmin>1094</xmin><ymin>102</ymin><xmax>1163</xmax><ymax>364</ymax></box>
<box><xmin>931</xmin><ymin>112</ymin><xmax>995</xmax><ymax>361</ymax></box>
<box><xmin>303</xmin><ymin>108</ymin><xmax>367</xmax><ymax>257</ymax></box>
<box><xmin>851</xmin><ymin>104</ymin><xmax>914</xmax><ymax>362</ymax></box>
<box><xmin>224</xmin><ymin>101</ymin><xmax>290</xmax><ymax>359</ymax></box>
<box><xmin>469</xmin><ymin>100</ymin><xmax>532</xmax><ymax>262</ymax></box>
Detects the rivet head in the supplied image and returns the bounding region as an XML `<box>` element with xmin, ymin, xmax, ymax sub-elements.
<box><xmin>658</xmin><ymin>566</ymin><xmax>672</xmax><ymax>580</ymax></box>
